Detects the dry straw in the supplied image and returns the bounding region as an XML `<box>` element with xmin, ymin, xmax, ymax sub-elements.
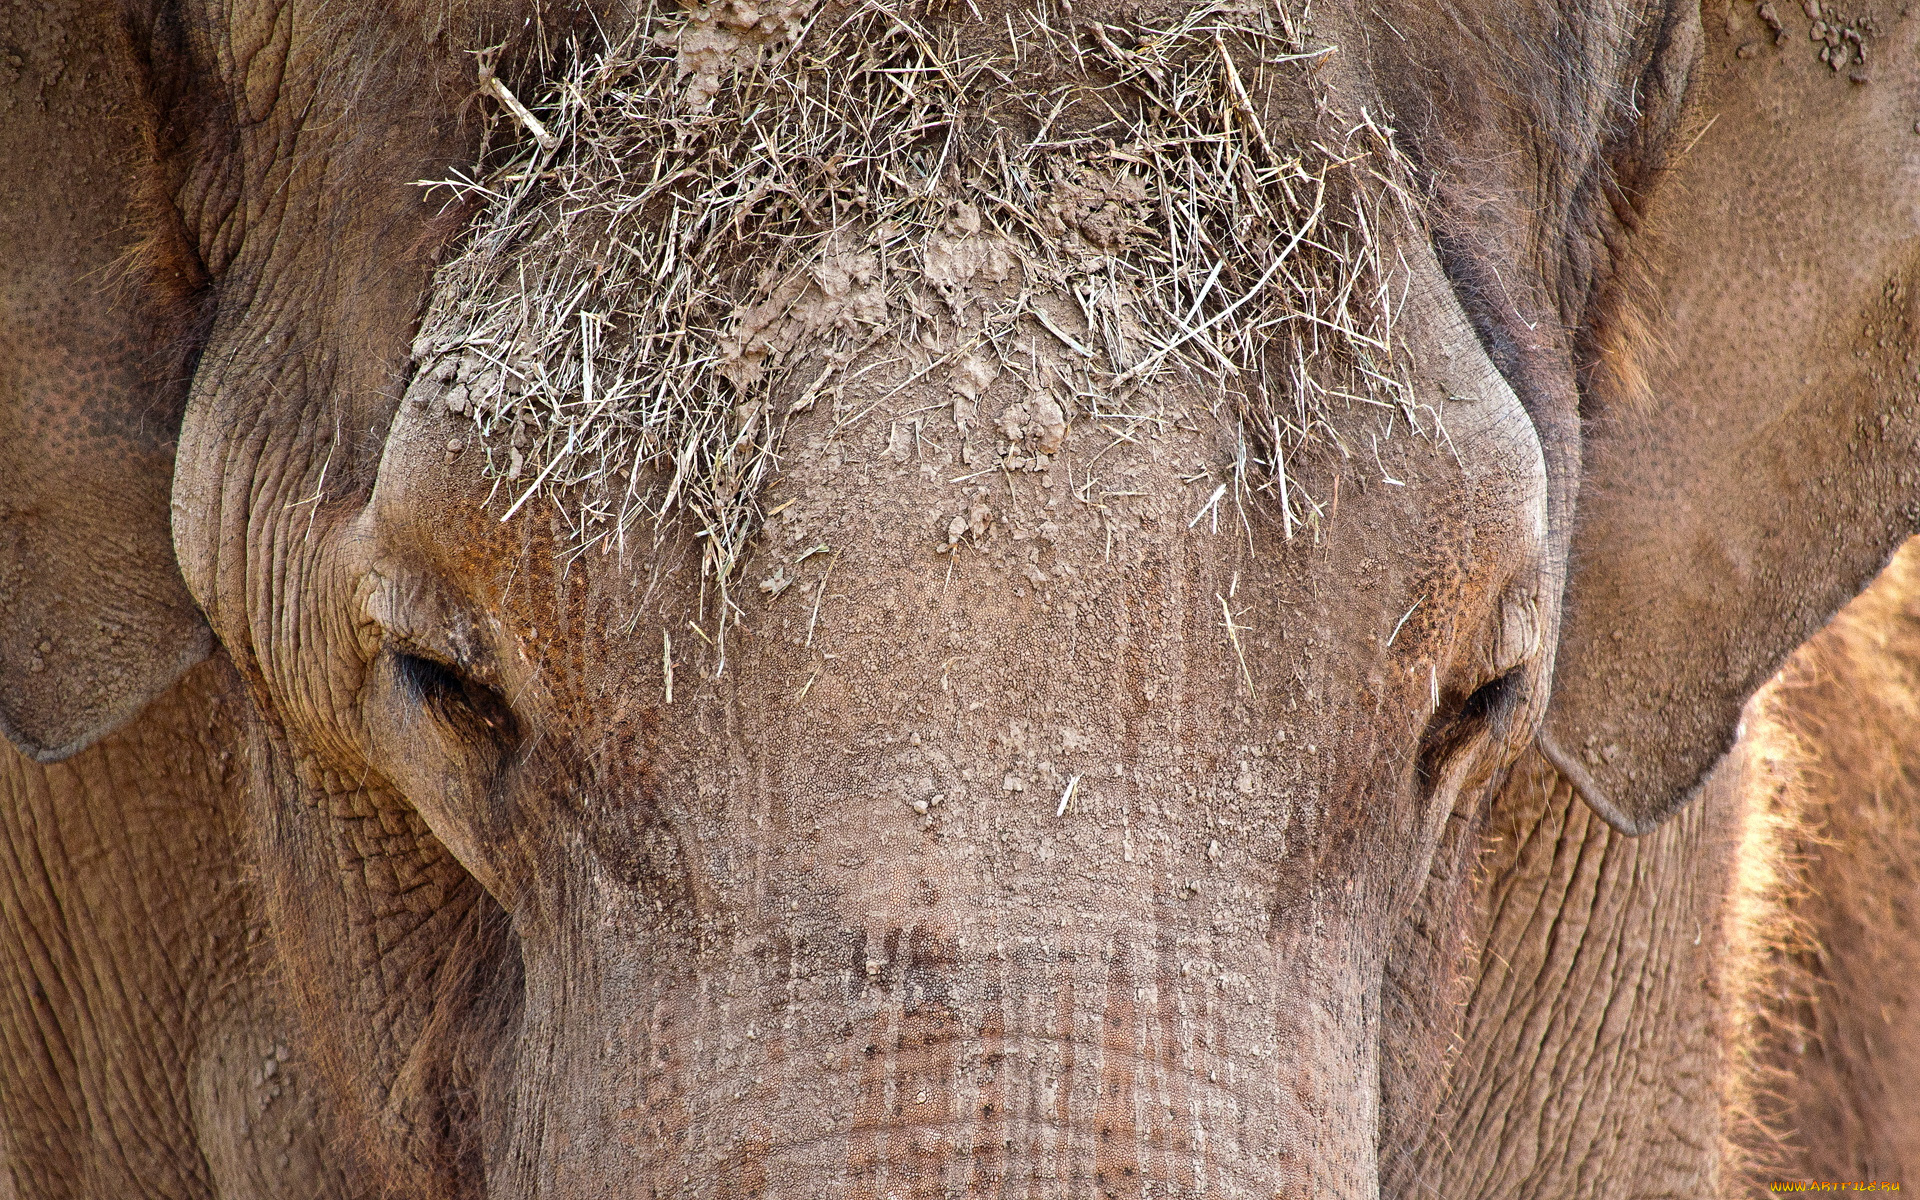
<box><xmin>407</xmin><ymin>0</ymin><xmax>1417</xmax><ymax>642</ymax></box>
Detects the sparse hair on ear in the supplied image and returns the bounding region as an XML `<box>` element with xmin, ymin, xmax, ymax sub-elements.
<box><xmin>1718</xmin><ymin>540</ymin><xmax>1920</xmax><ymax>1188</ymax></box>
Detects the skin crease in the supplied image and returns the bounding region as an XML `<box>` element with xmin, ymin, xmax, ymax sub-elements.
<box><xmin>0</xmin><ymin>656</ymin><xmax>359</xmax><ymax>1200</ymax></box>
<box><xmin>1</xmin><ymin>1</ymin><xmax>1918</xmax><ymax>1199</ymax></box>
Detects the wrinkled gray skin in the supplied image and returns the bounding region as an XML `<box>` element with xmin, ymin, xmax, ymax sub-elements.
<box><xmin>4</xmin><ymin>0</ymin><xmax>1918</xmax><ymax>1196</ymax></box>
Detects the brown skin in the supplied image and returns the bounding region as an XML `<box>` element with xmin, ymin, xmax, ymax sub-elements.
<box><xmin>1542</xmin><ymin>0</ymin><xmax>1920</xmax><ymax>831</ymax></box>
<box><xmin>1404</xmin><ymin>8</ymin><xmax>1920</xmax><ymax>1195</ymax></box>
<box><xmin>156</xmin><ymin>0</ymin><xmax>1555</xmax><ymax>1190</ymax></box>
<box><xmin>306</xmin><ymin>264</ymin><xmax>1544</xmax><ymax>1196</ymax></box>
<box><xmin>1387</xmin><ymin>750</ymin><xmax>1750</xmax><ymax>1198</ymax></box>
<box><xmin>1386</xmin><ymin>6</ymin><xmax>1920</xmax><ymax>1195</ymax></box>
<box><xmin>1722</xmin><ymin>538</ymin><xmax>1920</xmax><ymax>1190</ymax></box>
<box><xmin>0</xmin><ymin>0</ymin><xmax>213</xmax><ymax>758</ymax></box>
<box><xmin>0</xmin><ymin>0</ymin><xmax>559</xmax><ymax>1192</ymax></box>
<box><xmin>4</xmin><ymin>0</ymin><xmax>1919</xmax><ymax>1197</ymax></box>
<box><xmin>0</xmin><ymin>655</ymin><xmax>357</xmax><ymax>1200</ymax></box>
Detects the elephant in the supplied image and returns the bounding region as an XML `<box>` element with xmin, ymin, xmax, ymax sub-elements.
<box><xmin>4</xmin><ymin>0</ymin><xmax>1919</xmax><ymax>1195</ymax></box>
<box><xmin>1717</xmin><ymin>537</ymin><xmax>1920</xmax><ymax>1190</ymax></box>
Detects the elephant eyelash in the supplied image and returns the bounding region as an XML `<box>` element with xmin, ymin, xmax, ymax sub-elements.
<box><xmin>393</xmin><ymin>650</ymin><xmax>520</xmax><ymax>744</ymax></box>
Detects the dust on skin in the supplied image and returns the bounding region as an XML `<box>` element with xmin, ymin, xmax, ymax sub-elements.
<box><xmin>407</xmin><ymin>0</ymin><xmax>1418</xmax><ymax>658</ymax></box>
<box><xmin>668</xmin><ymin>0</ymin><xmax>817</xmax><ymax>109</ymax></box>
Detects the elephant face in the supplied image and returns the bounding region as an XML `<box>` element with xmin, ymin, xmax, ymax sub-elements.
<box><xmin>166</xmin><ymin>3</ymin><xmax>1574</xmax><ymax>1190</ymax></box>
<box><xmin>313</xmin><ymin>232</ymin><xmax>1551</xmax><ymax>1195</ymax></box>
<box><xmin>13</xmin><ymin>0</ymin><xmax>1920</xmax><ymax>1193</ymax></box>
<box><xmin>168</xmin><ymin>6</ymin><xmax>1563</xmax><ymax>1192</ymax></box>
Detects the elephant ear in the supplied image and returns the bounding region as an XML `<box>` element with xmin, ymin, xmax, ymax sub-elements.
<box><xmin>1541</xmin><ymin>14</ymin><xmax>1920</xmax><ymax>834</ymax></box>
<box><xmin>1537</xmin><ymin>407</ymin><xmax>1910</xmax><ymax>838</ymax></box>
<box><xmin>0</xmin><ymin>0</ymin><xmax>212</xmax><ymax>763</ymax></box>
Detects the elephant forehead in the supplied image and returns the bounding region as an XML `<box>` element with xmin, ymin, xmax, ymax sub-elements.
<box><xmin>395</xmin><ymin>0</ymin><xmax>1419</xmax><ymax>614</ymax></box>
<box><xmin>361</xmin><ymin>0</ymin><xmax>1549</xmax><ymax>879</ymax></box>
<box><xmin>420</xmin><ymin>418</ymin><xmax>1455</xmax><ymax>924</ymax></box>
<box><xmin>380</xmin><ymin>369</ymin><xmax>1497</xmax><ymax>822</ymax></box>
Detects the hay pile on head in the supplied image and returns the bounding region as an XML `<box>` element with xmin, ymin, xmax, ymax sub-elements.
<box><xmin>408</xmin><ymin>0</ymin><xmax>1415</xmax><ymax>615</ymax></box>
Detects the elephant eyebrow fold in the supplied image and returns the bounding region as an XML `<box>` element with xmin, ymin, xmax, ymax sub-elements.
<box><xmin>378</xmin><ymin>611</ymin><xmax>502</xmax><ymax>688</ymax></box>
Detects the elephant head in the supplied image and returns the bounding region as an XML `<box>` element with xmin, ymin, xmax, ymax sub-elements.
<box><xmin>5</xmin><ymin>0</ymin><xmax>1917</xmax><ymax>1195</ymax></box>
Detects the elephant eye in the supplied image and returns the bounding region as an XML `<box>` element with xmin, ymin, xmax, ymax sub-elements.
<box><xmin>1418</xmin><ymin>666</ymin><xmax>1527</xmax><ymax>786</ymax></box>
<box><xmin>393</xmin><ymin>650</ymin><xmax>520</xmax><ymax>744</ymax></box>
<box><xmin>1456</xmin><ymin>666</ymin><xmax>1524</xmax><ymax>730</ymax></box>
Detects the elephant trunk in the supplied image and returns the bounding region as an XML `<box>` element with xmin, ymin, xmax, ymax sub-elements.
<box><xmin>492</xmin><ymin>875</ymin><xmax>1383</xmax><ymax>1199</ymax></box>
